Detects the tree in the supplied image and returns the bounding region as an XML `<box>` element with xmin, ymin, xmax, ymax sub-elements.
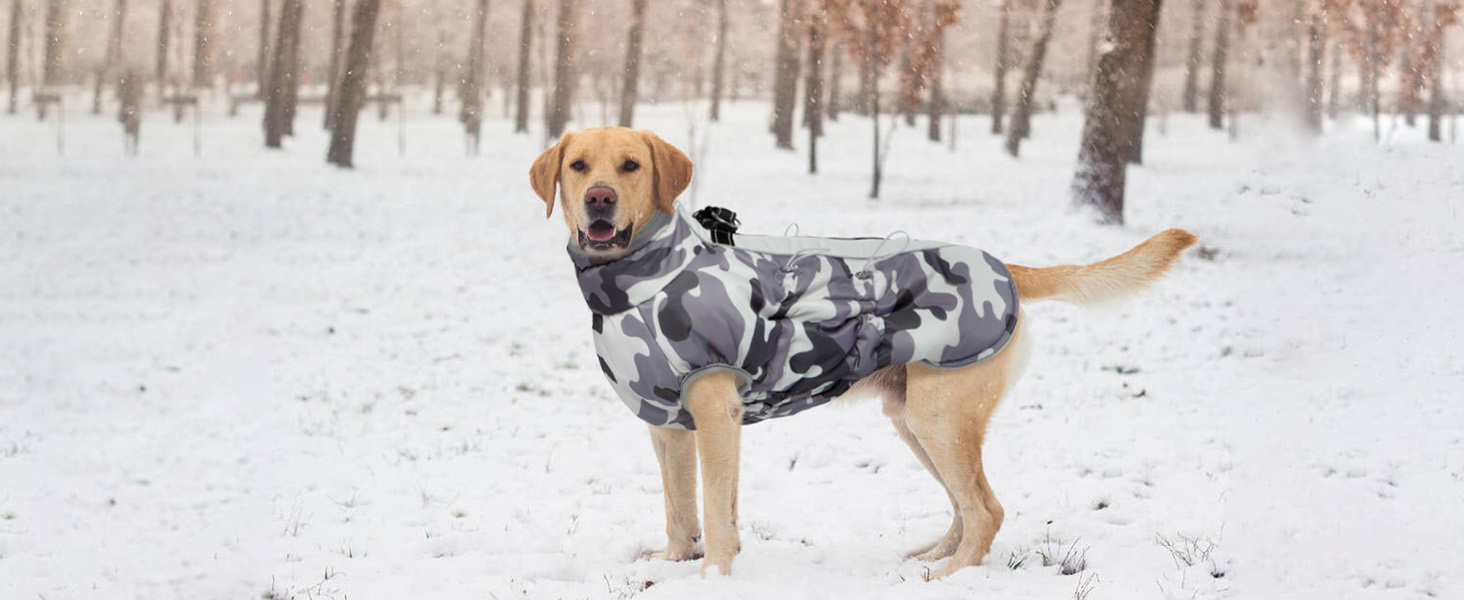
<box><xmin>618</xmin><ymin>0</ymin><xmax>647</xmax><ymax>127</ymax></box>
<box><xmin>192</xmin><ymin>0</ymin><xmax>213</xmax><ymax>89</ymax></box>
<box><xmin>462</xmin><ymin>0</ymin><xmax>489</xmax><ymax>153</ymax></box>
<box><xmin>709</xmin><ymin>0</ymin><xmax>729</xmax><ymax>121</ymax></box>
<box><xmin>6</xmin><ymin>0</ymin><xmax>22</xmax><ymax>114</ymax></box>
<box><xmin>256</xmin><ymin>0</ymin><xmax>271</xmax><ymax>98</ymax></box>
<box><xmin>545</xmin><ymin>0</ymin><xmax>578</xmax><ymax>139</ymax></box>
<box><xmin>156</xmin><ymin>0</ymin><xmax>170</xmax><ymax>100</ymax></box>
<box><xmin>42</xmin><ymin>0</ymin><xmax>65</xmax><ymax>88</ymax></box>
<box><xmin>830</xmin><ymin>0</ymin><xmax>910</xmax><ymax>198</ymax></box>
<box><xmin>327</xmin><ymin>0</ymin><xmax>384</xmax><ymax>168</ymax></box>
<box><xmin>1180</xmin><ymin>0</ymin><xmax>1206</xmax><ymax>112</ymax></box>
<box><xmin>1332</xmin><ymin>0</ymin><xmax>1407</xmax><ymax>141</ymax></box>
<box><xmin>826</xmin><ymin>40</ymin><xmax>843</xmax><ymax>120</ymax></box>
<box><xmin>1005</xmin><ymin>0</ymin><xmax>1062</xmax><ymax>157</ymax></box>
<box><xmin>264</xmin><ymin>0</ymin><xmax>303</xmax><ymax>149</ymax></box>
<box><xmin>1304</xmin><ymin>2</ymin><xmax>1327</xmax><ymax>133</ymax></box>
<box><xmin>119</xmin><ymin>70</ymin><xmax>141</xmax><ymax>155</ymax></box>
<box><xmin>1085</xmin><ymin>0</ymin><xmax>1106</xmax><ymax>86</ymax></box>
<box><xmin>899</xmin><ymin>1</ymin><xmax>958</xmax><ymax>139</ymax></box>
<box><xmin>771</xmin><ymin>0</ymin><xmax>803</xmax><ymax>149</ymax></box>
<box><xmin>1071</xmin><ymin>0</ymin><xmax>1163</xmax><ymax>224</ymax></box>
<box><xmin>93</xmin><ymin>0</ymin><xmax>128</xmax><ymax>115</ymax></box>
<box><xmin>1207</xmin><ymin>0</ymin><xmax>1230</xmax><ymax>129</ymax></box>
<box><xmin>1127</xmin><ymin>0</ymin><xmax>1163</xmax><ymax>164</ymax></box>
<box><xmin>1421</xmin><ymin>1</ymin><xmax>1459</xmax><ymax>141</ymax></box>
<box><xmin>514</xmin><ymin>0</ymin><xmax>533</xmax><ymax>132</ymax></box>
<box><xmin>324</xmin><ymin>0</ymin><xmax>346</xmax><ymax>129</ymax></box>
<box><xmin>991</xmin><ymin>0</ymin><xmax>1012</xmax><ymax>134</ymax></box>
<box><xmin>806</xmin><ymin>6</ymin><xmax>826</xmax><ymax>173</ymax></box>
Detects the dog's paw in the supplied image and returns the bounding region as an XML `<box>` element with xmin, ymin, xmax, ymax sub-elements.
<box><xmin>700</xmin><ymin>556</ymin><xmax>733</xmax><ymax>578</ymax></box>
<box><xmin>647</xmin><ymin>543</ymin><xmax>703</xmax><ymax>562</ymax></box>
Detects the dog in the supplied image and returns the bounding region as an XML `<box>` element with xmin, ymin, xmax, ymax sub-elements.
<box><xmin>529</xmin><ymin>126</ymin><xmax>1196</xmax><ymax>578</ymax></box>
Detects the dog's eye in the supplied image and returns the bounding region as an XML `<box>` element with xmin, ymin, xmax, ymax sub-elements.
<box><xmin>570</xmin><ymin>159</ymin><xmax>587</xmax><ymax>172</ymax></box>
<box><xmin>622</xmin><ymin>159</ymin><xmax>640</xmax><ymax>173</ymax></box>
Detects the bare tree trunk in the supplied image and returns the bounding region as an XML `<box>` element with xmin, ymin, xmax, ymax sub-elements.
<box><xmin>545</xmin><ymin>0</ymin><xmax>578</xmax><ymax>139</ymax></box>
<box><xmin>855</xmin><ymin>48</ymin><xmax>872</xmax><ymax>114</ymax></box>
<box><xmin>1327</xmin><ymin>38</ymin><xmax>1341</xmax><ymax>119</ymax></box>
<box><xmin>827</xmin><ymin>41</ymin><xmax>842</xmax><ymax>121</ymax></box>
<box><xmin>192</xmin><ymin>0</ymin><xmax>212</xmax><ymax>89</ymax></box>
<box><xmin>1304</xmin><ymin>8</ymin><xmax>1325</xmax><ymax>134</ymax></box>
<box><xmin>156</xmin><ymin>0</ymin><xmax>170</xmax><ymax>101</ymax></box>
<box><xmin>324</xmin><ymin>0</ymin><xmax>346</xmax><ymax>129</ymax></box>
<box><xmin>806</xmin><ymin>10</ymin><xmax>825</xmax><ymax>173</ymax></box>
<box><xmin>514</xmin><ymin>0</ymin><xmax>532</xmax><ymax>131</ymax></box>
<box><xmin>1180</xmin><ymin>0</ymin><xmax>1204</xmax><ymax>112</ymax></box>
<box><xmin>1127</xmin><ymin>0</ymin><xmax>1162</xmax><ymax>164</ymax></box>
<box><xmin>991</xmin><ymin>0</ymin><xmax>1011</xmax><ymax>134</ymax></box>
<box><xmin>42</xmin><ymin>0</ymin><xmax>65</xmax><ymax>87</ymax></box>
<box><xmin>462</xmin><ymin>0</ymin><xmax>488</xmax><ymax>152</ymax></box>
<box><xmin>927</xmin><ymin>31</ymin><xmax>944</xmax><ymax>142</ymax></box>
<box><xmin>618</xmin><ymin>0</ymin><xmax>647</xmax><ymax>127</ymax></box>
<box><xmin>771</xmin><ymin>0</ymin><xmax>801</xmax><ymax>149</ymax></box>
<box><xmin>93</xmin><ymin>0</ymin><xmax>127</xmax><ymax>114</ymax></box>
<box><xmin>709</xmin><ymin>0</ymin><xmax>728</xmax><ymax>121</ymax></box>
<box><xmin>256</xmin><ymin>0</ymin><xmax>270</xmax><ymax>98</ymax></box>
<box><xmin>1367</xmin><ymin>13</ymin><xmax>1380</xmax><ymax>142</ymax></box>
<box><xmin>1399</xmin><ymin>12</ymin><xmax>1422</xmax><ymax>128</ymax></box>
<box><xmin>868</xmin><ymin>23</ymin><xmax>881</xmax><ymax>199</ymax></box>
<box><xmin>1072</xmin><ymin>0</ymin><xmax>1160</xmax><ymax>225</ymax></box>
<box><xmin>1428</xmin><ymin>20</ymin><xmax>1446</xmax><ymax>142</ymax></box>
<box><xmin>119</xmin><ymin>70</ymin><xmax>141</xmax><ymax>154</ymax></box>
<box><xmin>1085</xmin><ymin>0</ymin><xmax>1105</xmax><ymax>88</ymax></box>
<box><xmin>1006</xmin><ymin>0</ymin><xmax>1063</xmax><ymax>157</ymax></box>
<box><xmin>327</xmin><ymin>0</ymin><xmax>383</xmax><ymax>168</ymax></box>
<box><xmin>1207</xmin><ymin>0</ymin><xmax>1230</xmax><ymax>130</ymax></box>
<box><xmin>264</xmin><ymin>0</ymin><xmax>301</xmax><ymax>148</ymax></box>
<box><xmin>5</xmin><ymin>0</ymin><xmax>20</xmax><ymax>114</ymax></box>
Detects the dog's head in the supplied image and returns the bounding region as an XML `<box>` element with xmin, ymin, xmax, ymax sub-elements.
<box><xmin>530</xmin><ymin>127</ymin><xmax>693</xmax><ymax>260</ymax></box>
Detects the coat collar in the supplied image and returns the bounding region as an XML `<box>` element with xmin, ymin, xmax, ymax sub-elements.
<box><xmin>569</xmin><ymin>205</ymin><xmax>703</xmax><ymax>315</ymax></box>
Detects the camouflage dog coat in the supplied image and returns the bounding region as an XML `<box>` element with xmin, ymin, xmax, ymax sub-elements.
<box><xmin>571</xmin><ymin>204</ymin><xmax>1019</xmax><ymax>430</ymax></box>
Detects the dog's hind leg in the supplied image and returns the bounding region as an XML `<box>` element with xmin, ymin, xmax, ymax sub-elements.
<box><xmin>903</xmin><ymin>317</ymin><xmax>1028</xmax><ymax>579</ymax></box>
<box><xmin>871</xmin><ymin>365</ymin><xmax>966</xmax><ymax>561</ymax></box>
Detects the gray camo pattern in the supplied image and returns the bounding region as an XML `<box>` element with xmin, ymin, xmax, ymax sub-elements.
<box><xmin>571</xmin><ymin>206</ymin><xmax>1019</xmax><ymax>430</ymax></box>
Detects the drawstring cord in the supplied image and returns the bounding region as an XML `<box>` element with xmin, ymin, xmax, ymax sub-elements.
<box><xmin>855</xmin><ymin>230</ymin><xmax>910</xmax><ymax>279</ymax></box>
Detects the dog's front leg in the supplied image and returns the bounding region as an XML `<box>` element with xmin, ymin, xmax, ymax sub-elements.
<box><xmin>647</xmin><ymin>424</ymin><xmax>701</xmax><ymax>561</ymax></box>
<box><xmin>684</xmin><ymin>371</ymin><xmax>744</xmax><ymax>577</ymax></box>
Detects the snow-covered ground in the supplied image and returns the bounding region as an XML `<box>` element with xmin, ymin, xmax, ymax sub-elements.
<box><xmin>2</xmin><ymin>98</ymin><xmax>1461</xmax><ymax>600</ymax></box>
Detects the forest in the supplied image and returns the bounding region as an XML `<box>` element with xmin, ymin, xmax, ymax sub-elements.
<box><xmin>3</xmin><ymin>0</ymin><xmax>1459</xmax><ymax>223</ymax></box>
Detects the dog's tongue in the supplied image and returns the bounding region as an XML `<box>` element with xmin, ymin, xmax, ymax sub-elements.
<box><xmin>587</xmin><ymin>221</ymin><xmax>617</xmax><ymax>242</ymax></box>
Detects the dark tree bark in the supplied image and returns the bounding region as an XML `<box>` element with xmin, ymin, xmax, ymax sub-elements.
<box><xmin>855</xmin><ymin>47</ymin><xmax>872</xmax><ymax>114</ymax></box>
<box><xmin>1207</xmin><ymin>0</ymin><xmax>1230</xmax><ymax>130</ymax></box>
<box><xmin>1127</xmin><ymin>0</ymin><xmax>1162</xmax><ymax>164</ymax></box>
<box><xmin>156</xmin><ymin>0</ymin><xmax>170</xmax><ymax>100</ymax></box>
<box><xmin>324</xmin><ymin>0</ymin><xmax>346</xmax><ymax>129</ymax></box>
<box><xmin>1367</xmin><ymin>12</ymin><xmax>1380</xmax><ymax>141</ymax></box>
<box><xmin>1085</xmin><ymin>0</ymin><xmax>1105</xmax><ymax>87</ymax></box>
<box><xmin>1005</xmin><ymin>0</ymin><xmax>1062</xmax><ymax>157</ymax></box>
<box><xmin>771</xmin><ymin>0</ymin><xmax>802</xmax><ymax>149</ymax></box>
<box><xmin>868</xmin><ymin>21</ymin><xmax>881</xmax><ymax>198</ymax></box>
<box><xmin>1180</xmin><ymin>0</ymin><xmax>1204</xmax><ymax>112</ymax></box>
<box><xmin>1304</xmin><ymin>8</ymin><xmax>1325</xmax><ymax>134</ymax></box>
<box><xmin>192</xmin><ymin>0</ymin><xmax>213</xmax><ymax>89</ymax></box>
<box><xmin>264</xmin><ymin>0</ymin><xmax>302</xmax><ymax>148</ymax></box>
<box><xmin>327</xmin><ymin>0</ymin><xmax>383</xmax><ymax>168</ymax></box>
<box><xmin>1071</xmin><ymin>0</ymin><xmax>1161</xmax><ymax>225</ymax></box>
<box><xmin>1427</xmin><ymin>16</ymin><xmax>1447</xmax><ymax>142</ymax></box>
<box><xmin>42</xmin><ymin>0</ymin><xmax>66</xmax><ymax>87</ymax></box>
<box><xmin>710</xmin><ymin>0</ymin><xmax>729</xmax><ymax>121</ymax></box>
<box><xmin>618</xmin><ymin>0</ymin><xmax>647</xmax><ymax>127</ymax></box>
<box><xmin>256</xmin><ymin>0</ymin><xmax>271</xmax><ymax>98</ymax></box>
<box><xmin>827</xmin><ymin>41</ymin><xmax>842</xmax><ymax>121</ymax></box>
<box><xmin>546</xmin><ymin>0</ymin><xmax>578</xmax><ymax>139</ymax></box>
<box><xmin>5</xmin><ymin>0</ymin><xmax>20</xmax><ymax>114</ymax></box>
<box><xmin>927</xmin><ymin>33</ymin><xmax>944</xmax><ymax>142</ymax></box>
<box><xmin>991</xmin><ymin>0</ymin><xmax>1011</xmax><ymax>134</ymax></box>
<box><xmin>119</xmin><ymin>70</ymin><xmax>141</xmax><ymax>155</ymax></box>
<box><xmin>514</xmin><ymin>0</ymin><xmax>533</xmax><ymax>132</ymax></box>
<box><xmin>1327</xmin><ymin>38</ymin><xmax>1341</xmax><ymax>119</ymax></box>
<box><xmin>462</xmin><ymin>0</ymin><xmax>489</xmax><ymax>153</ymax></box>
<box><xmin>93</xmin><ymin>0</ymin><xmax>128</xmax><ymax>114</ymax></box>
<box><xmin>806</xmin><ymin>10</ymin><xmax>826</xmax><ymax>173</ymax></box>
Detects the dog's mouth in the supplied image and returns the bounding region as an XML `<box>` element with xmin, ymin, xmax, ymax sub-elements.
<box><xmin>578</xmin><ymin>220</ymin><xmax>633</xmax><ymax>251</ymax></box>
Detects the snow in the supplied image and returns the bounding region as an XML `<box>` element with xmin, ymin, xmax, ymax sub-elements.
<box><xmin>1</xmin><ymin>98</ymin><xmax>1461</xmax><ymax>600</ymax></box>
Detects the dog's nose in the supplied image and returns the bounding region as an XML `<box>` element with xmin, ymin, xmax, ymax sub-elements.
<box><xmin>585</xmin><ymin>186</ymin><xmax>617</xmax><ymax>207</ymax></box>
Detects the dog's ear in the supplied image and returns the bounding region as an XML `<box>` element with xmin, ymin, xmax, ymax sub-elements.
<box><xmin>529</xmin><ymin>133</ymin><xmax>572</xmax><ymax>218</ymax></box>
<box><xmin>641</xmin><ymin>131</ymin><xmax>693</xmax><ymax>214</ymax></box>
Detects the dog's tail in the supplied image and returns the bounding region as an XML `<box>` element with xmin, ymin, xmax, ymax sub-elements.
<box><xmin>1007</xmin><ymin>229</ymin><xmax>1197</xmax><ymax>306</ymax></box>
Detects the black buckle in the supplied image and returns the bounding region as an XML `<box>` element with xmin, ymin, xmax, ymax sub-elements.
<box><xmin>693</xmin><ymin>206</ymin><xmax>740</xmax><ymax>246</ymax></box>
